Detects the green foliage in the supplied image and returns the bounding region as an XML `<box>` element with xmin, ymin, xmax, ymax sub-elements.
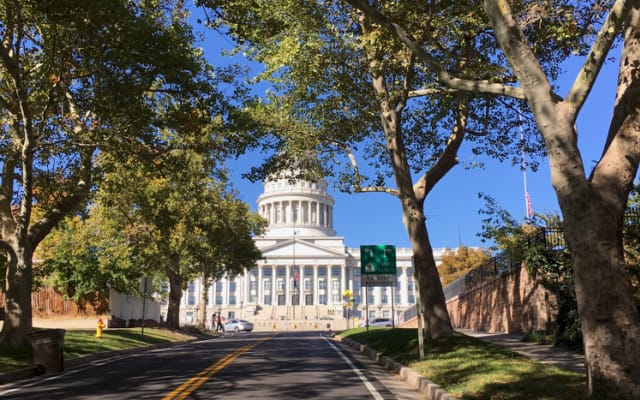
<box><xmin>201</xmin><ymin>0</ymin><xmax>546</xmax><ymax>185</ymax></box>
<box><xmin>38</xmin><ymin>212</ymin><xmax>144</xmax><ymax>310</ymax></box>
<box><xmin>95</xmin><ymin>124</ymin><xmax>266</xmax><ymax>291</ymax></box>
<box><xmin>478</xmin><ymin>193</ymin><xmax>536</xmax><ymax>261</ymax></box>
<box><xmin>0</xmin><ymin>0</ymin><xmax>238</xmax><ymax>344</ymax></box>
<box><xmin>525</xmin><ymin>245</ymin><xmax>582</xmax><ymax>350</ymax></box>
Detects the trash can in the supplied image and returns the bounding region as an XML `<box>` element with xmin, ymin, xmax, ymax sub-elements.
<box><xmin>29</xmin><ymin>329</ymin><xmax>65</xmax><ymax>374</ymax></box>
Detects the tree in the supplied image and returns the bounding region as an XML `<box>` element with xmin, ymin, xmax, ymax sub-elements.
<box><xmin>96</xmin><ymin>131</ymin><xmax>265</xmax><ymax>329</ymax></box>
<box><xmin>0</xmin><ymin>0</ymin><xmax>218</xmax><ymax>347</ymax></box>
<box><xmin>199</xmin><ymin>0</ymin><xmax>554</xmax><ymax>338</ymax></box>
<box><xmin>346</xmin><ymin>1</ymin><xmax>640</xmax><ymax>396</ymax></box>
<box><xmin>438</xmin><ymin>245</ymin><xmax>491</xmax><ymax>286</ymax></box>
<box><xmin>37</xmin><ymin>208</ymin><xmax>146</xmax><ymax>312</ymax></box>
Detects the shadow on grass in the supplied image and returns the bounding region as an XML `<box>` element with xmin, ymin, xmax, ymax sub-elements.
<box><xmin>342</xmin><ymin>328</ymin><xmax>588</xmax><ymax>400</ymax></box>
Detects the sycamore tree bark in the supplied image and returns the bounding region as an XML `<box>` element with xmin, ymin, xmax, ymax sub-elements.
<box><xmin>483</xmin><ymin>1</ymin><xmax>640</xmax><ymax>397</ymax></box>
<box><xmin>357</xmin><ymin>15</ymin><xmax>452</xmax><ymax>338</ymax></box>
<box><xmin>357</xmin><ymin>13</ymin><xmax>477</xmax><ymax>337</ymax></box>
<box><xmin>164</xmin><ymin>255</ymin><xmax>184</xmax><ymax>330</ymax></box>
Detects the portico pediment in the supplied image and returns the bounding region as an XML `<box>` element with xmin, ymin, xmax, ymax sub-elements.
<box><xmin>258</xmin><ymin>238</ymin><xmax>345</xmax><ymax>260</ymax></box>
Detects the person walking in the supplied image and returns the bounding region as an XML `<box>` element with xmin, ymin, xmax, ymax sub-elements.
<box><xmin>216</xmin><ymin>313</ymin><xmax>223</xmax><ymax>332</ymax></box>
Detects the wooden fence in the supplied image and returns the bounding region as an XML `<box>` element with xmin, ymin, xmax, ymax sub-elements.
<box><xmin>0</xmin><ymin>287</ymin><xmax>105</xmax><ymax>318</ymax></box>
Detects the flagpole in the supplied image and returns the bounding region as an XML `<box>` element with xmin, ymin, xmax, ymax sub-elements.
<box><xmin>519</xmin><ymin>112</ymin><xmax>532</xmax><ymax>218</ymax></box>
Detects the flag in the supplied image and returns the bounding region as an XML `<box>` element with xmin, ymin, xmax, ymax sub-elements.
<box><xmin>293</xmin><ymin>268</ymin><xmax>299</xmax><ymax>289</ymax></box>
<box><xmin>525</xmin><ymin>191</ymin><xmax>533</xmax><ymax>218</ymax></box>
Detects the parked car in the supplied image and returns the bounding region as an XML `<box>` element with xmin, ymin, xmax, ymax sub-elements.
<box><xmin>223</xmin><ymin>319</ymin><xmax>254</xmax><ymax>333</ymax></box>
<box><xmin>358</xmin><ymin>318</ymin><xmax>392</xmax><ymax>328</ymax></box>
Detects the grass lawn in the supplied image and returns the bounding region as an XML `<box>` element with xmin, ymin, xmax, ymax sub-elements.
<box><xmin>340</xmin><ymin>328</ymin><xmax>589</xmax><ymax>400</ymax></box>
<box><xmin>0</xmin><ymin>327</ymin><xmax>198</xmax><ymax>374</ymax></box>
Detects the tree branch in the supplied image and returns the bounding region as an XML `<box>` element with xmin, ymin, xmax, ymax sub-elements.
<box><xmin>566</xmin><ymin>0</ymin><xmax>630</xmax><ymax>115</ymax></box>
<box><xmin>415</xmin><ymin>94</ymin><xmax>470</xmax><ymax>204</ymax></box>
<box><xmin>335</xmin><ymin>141</ymin><xmax>399</xmax><ymax>197</ymax></box>
<box><xmin>408</xmin><ymin>87</ymin><xmax>449</xmax><ymax>98</ymax></box>
<box><xmin>343</xmin><ymin>0</ymin><xmax>526</xmax><ymax>99</ymax></box>
<box><xmin>28</xmin><ymin>145</ymin><xmax>95</xmax><ymax>248</ymax></box>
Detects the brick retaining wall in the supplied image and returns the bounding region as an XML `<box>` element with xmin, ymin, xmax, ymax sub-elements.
<box><xmin>446</xmin><ymin>264</ymin><xmax>557</xmax><ymax>333</ymax></box>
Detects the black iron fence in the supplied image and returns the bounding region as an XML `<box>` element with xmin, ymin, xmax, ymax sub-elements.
<box><xmin>444</xmin><ymin>226</ymin><xmax>564</xmax><ymax>300</ymax></box>
<box><xmin>443</xmin><ymin>208</ymin><xmax>640</xmax><ymax>300</ymax></box>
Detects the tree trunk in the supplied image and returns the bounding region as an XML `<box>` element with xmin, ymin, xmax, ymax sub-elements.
<box><xmin>0</xmin><ymin>239</ymin><xmax>32</xmax><ymax>347</ymax></box>
<box><xmin>164</xmin><ymin>256</ymin><xmax>183</xmax><ymax>330</ymax></box>
<box><xmin>481</xmin><ymin>1</ymin><xmax>640</xmax><ymax>396</ymax></box>
<box><xmin>406</xmin><ymin>215</ymin><xmax>453</xmax><ymax>338</ymax></box>
<box><xmin>357</xmin><ymin>11</ymin><xmax>454</xmax><ymax>338</ymax></box>
<box><xmin>564</xmin><ymin>202</ymin><xmax>640</xmax><ymax>399</ymax></box>
<box><xmin>198</xmin><ymin>273</ymin><xmax>210</xmax><ymax>329</ymax></box>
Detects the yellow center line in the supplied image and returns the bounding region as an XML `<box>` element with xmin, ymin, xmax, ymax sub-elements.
<box><xmin>163</xmin><ymin>335</ymin><xmax>276</xmax><ymax>400</ymax></box>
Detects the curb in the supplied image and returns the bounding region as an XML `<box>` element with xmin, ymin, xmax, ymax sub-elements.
<box><xmin>336</xmin><ymin>335</ymin><xmax>458</xmax><ymax>400</ymax></box>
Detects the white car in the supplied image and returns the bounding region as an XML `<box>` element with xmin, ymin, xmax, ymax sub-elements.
<box><xmin>223</xmin><ymin>319</ymin><xmax>254</xmax><ymax>333</ymax></box>
<box><xmin>359</xmin><ymin>318</ymin><xmax>392</xmax><ymax>328</ymax></box>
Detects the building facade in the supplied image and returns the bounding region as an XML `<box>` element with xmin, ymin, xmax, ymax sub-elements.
<box><xmin>171</xmin><ymin>175</ymin><xmax>448</xmax><ymax>327</ymax></box>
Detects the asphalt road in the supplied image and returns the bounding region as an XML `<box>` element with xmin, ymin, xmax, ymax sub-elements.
<box><xmin>0</xmin><ymin>331</ymin><xmax>426</xmax><ymax>399</ymax></box>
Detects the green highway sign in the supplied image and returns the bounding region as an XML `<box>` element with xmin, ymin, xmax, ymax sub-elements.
<box><xmin>360</xmin><ymin>245</ymin><xmax>397</xmax><ymax>287</ymax></box>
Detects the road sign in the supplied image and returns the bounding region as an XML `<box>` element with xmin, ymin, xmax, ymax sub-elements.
<box><xmin>360</xmin><ymin>245</ymin><xmax>397</xmax><ymax>287</ymax></box>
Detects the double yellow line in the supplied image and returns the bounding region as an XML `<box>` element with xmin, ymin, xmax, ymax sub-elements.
<box><xmin>163</xmin><ymin>335</ymin><xmax>275</xmax><ymax>400</ymax></box>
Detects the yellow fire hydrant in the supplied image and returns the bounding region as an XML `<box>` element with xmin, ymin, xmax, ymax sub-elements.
<box><xmin>96</xmin><ymin>318</ymin><xmax>105</xmax><ymax>338</ymax></box>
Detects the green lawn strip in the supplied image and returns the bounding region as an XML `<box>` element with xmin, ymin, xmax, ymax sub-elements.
<box><xmin>341</xmin><ymin>328</ymin><xmax>588</xmax><ymax>400</ymax></box>
<box><xmin>63</xmin><ymin>328</ymin><xmax>193</xmax><ymax>358</ymax></box>
<box><xmin>0</xmin><ymin>327</ymin><xmax>197</xmax><ymax>373</ymax></box>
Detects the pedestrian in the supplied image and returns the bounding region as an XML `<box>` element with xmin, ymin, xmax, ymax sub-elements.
<box><xmin>216</xmin><ymin>313</ymin><xmax>223</xmax><ymax>332</ymax></box>
<box><xmin>211</xmin><ymin>313</ymin><xmax>216</xmax><ymax>331</ymax></box>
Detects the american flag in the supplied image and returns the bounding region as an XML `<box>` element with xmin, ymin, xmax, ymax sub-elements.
<box><xmin>525</xmin><ymin>191</ymin><xmax>533</xmax><ymax>218</ymax></box>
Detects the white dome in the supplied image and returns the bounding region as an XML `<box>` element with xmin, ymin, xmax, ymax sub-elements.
<box><xmin>257</xmin><ymin>177</ymin><xmax>335</xmax><ymax>237</ymax></box>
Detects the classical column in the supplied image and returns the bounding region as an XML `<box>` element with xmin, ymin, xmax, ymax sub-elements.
<box><xmin>220</xmin><ymin>277</ymin><xmax>227</xmax><ymax>306</ymax></box>
<box><xmin>341</xmin><ymin>265</ymin><xmax>346</xmax><ymax>298</ymax></box>
<box><xmin>327</xmin><ymin>265</ymin><xmax>333</xmax><ymax>305</ymax></box>
<box><xmin>285</xmin><ymin>264</ymin><xmax>291</xmax><ymax>306</ymax></box>
<box><xmin>258</xmin><ymin>265</ymin><xmax>263</xmax><ymax>305</ymax></box>
<box><xmin>272</xmin><ymin>266</ymin><xmax>277</xmax><ymax>306</ymax></box>
<box><xmin>313</xmin><ymin>265</ymin><xmax>318</xmax><ymax>305</ymax></box>
<box><xmin>302</xmin><ymin>201</ymin><xmax>308</xmax><ymax>224</ymax></box>
<box><xmin>299</xmin><ymin>264</ymin><xmax>305</xmax><ymax>306</ymax></box>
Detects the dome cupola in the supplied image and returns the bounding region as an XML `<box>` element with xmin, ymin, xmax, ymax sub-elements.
<box><xmin>257</xmin><ymin>175</ymin><xmax>335</xmax><ymax>237</ymax></box>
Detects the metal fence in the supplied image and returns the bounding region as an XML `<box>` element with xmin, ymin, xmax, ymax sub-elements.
<box><xmin>443</xmin><ymin>225</ymin><xmax>565</xmax><ymax>300</ymax></box>
<box><xmin>443</xmin><ymin>209</ymin><xmax>640</xmax><ymax>300</ymax></box>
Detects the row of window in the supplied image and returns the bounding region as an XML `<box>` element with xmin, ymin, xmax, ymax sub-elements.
<box><xmin>186</xmin><ymin>281</ymin><xmax>416</xmax><ymax>306</ymax></box>
<box><xmin>250</xmin><ymin>267</ymin><xmax>415</xmax><ymax>277</ymax></box>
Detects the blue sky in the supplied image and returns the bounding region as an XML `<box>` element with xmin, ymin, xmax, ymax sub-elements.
<box><xmin>200</xmin><ymin>15</ymin><xmax>619</xmax><ymax>251</ymax></box>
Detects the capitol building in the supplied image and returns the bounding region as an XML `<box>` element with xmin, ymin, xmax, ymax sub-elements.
<box><xmin>174</xmin><ymin>174</ymin><xmax>448</xmax><ymax>328</ymax></box>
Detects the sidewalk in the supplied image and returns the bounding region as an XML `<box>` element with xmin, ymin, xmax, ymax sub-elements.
<box><xmin>456</xmin><ymin>329</ymin><xmax>586</xmax><ymax>374</ymax></box>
